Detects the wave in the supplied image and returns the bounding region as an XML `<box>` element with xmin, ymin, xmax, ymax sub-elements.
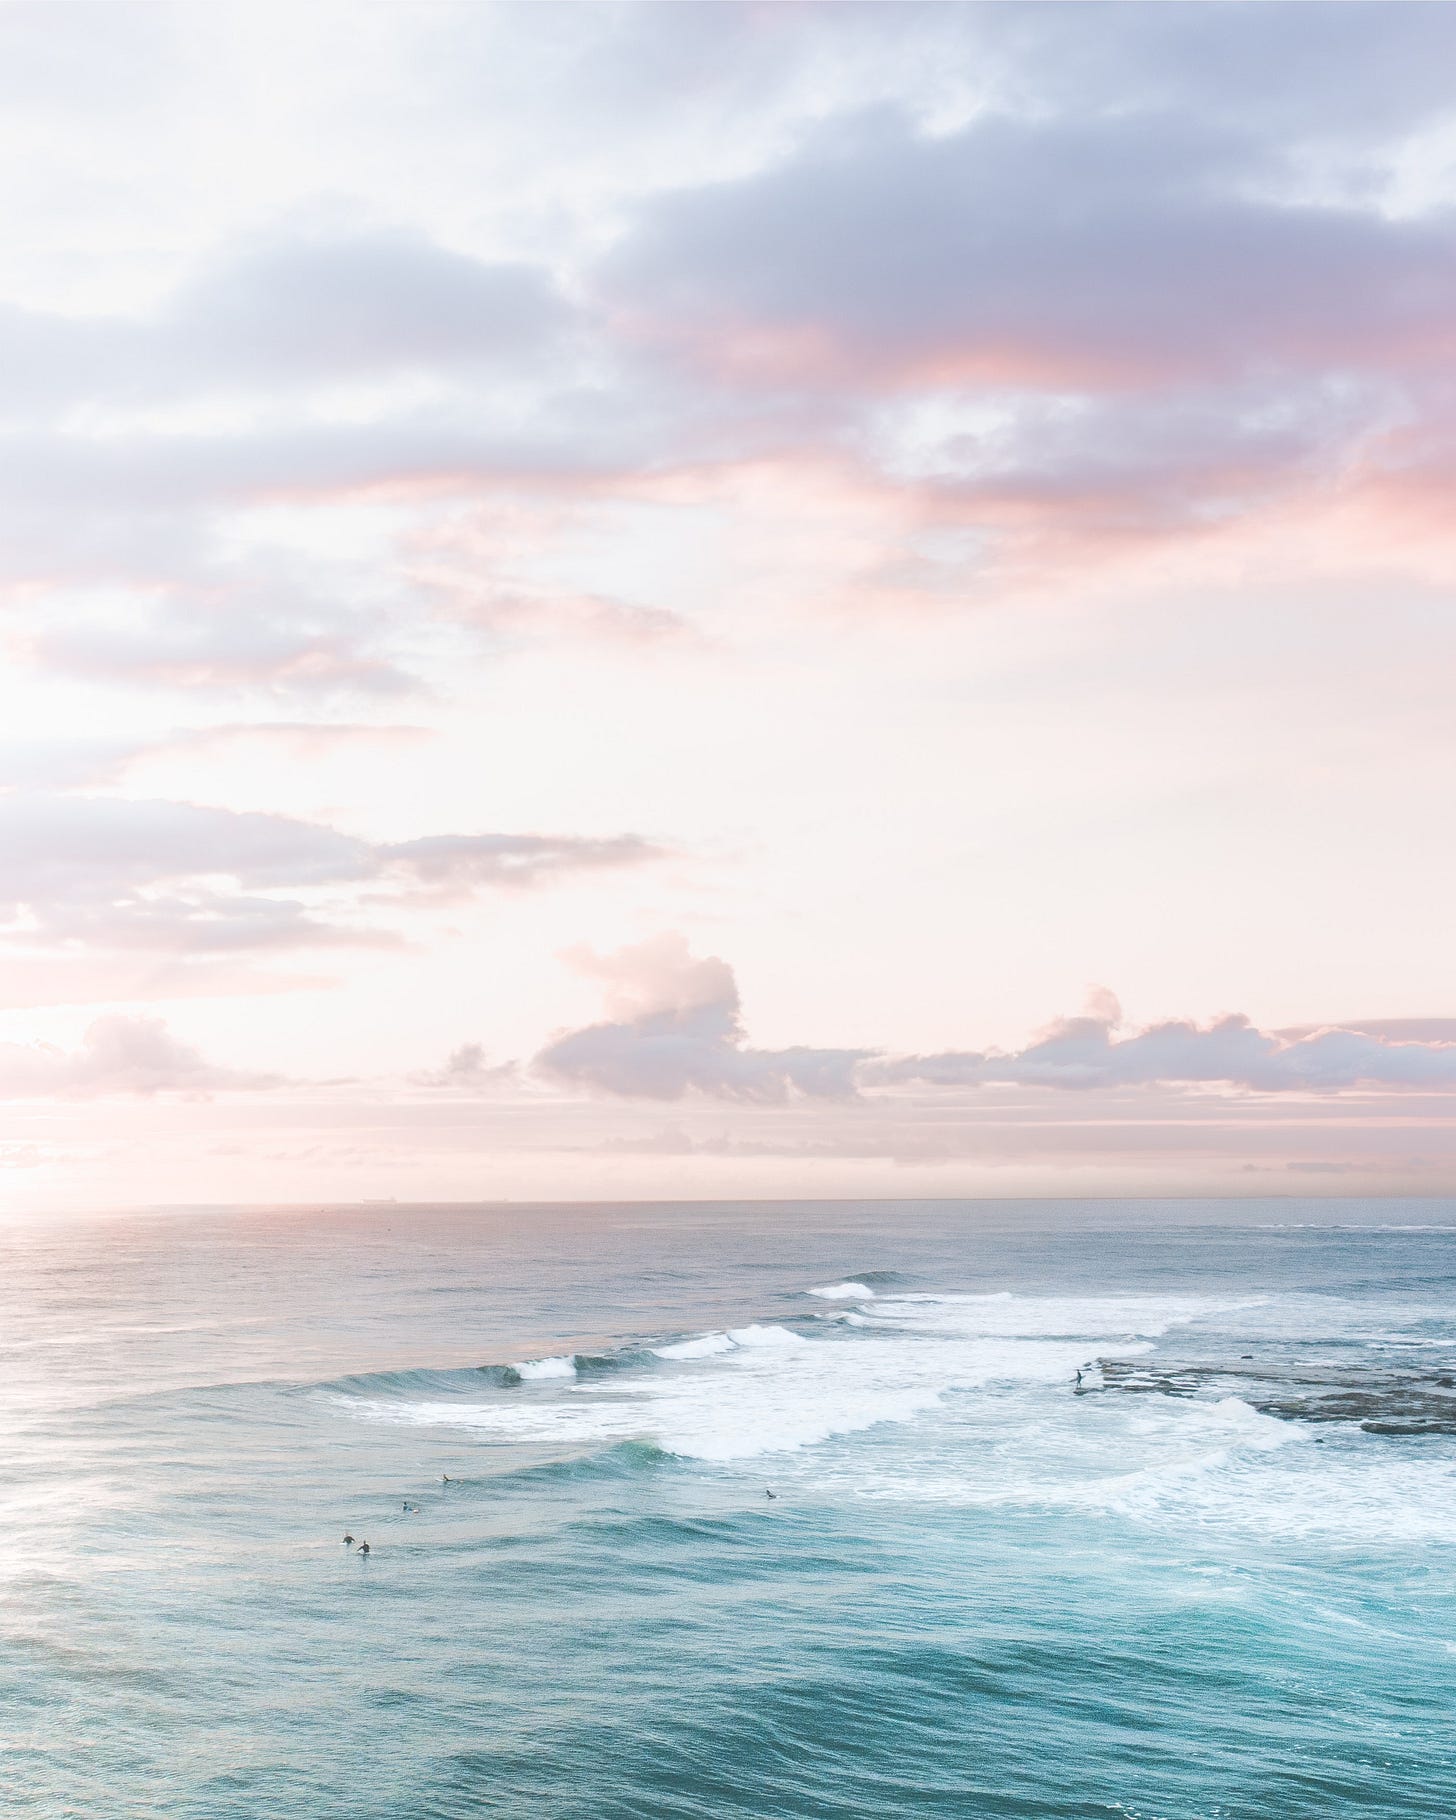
<box><xmin>1261</xmin><ymin>1223</ymin><xmax>1456</xmax><ymax>1233</ymax></box>
<box><xmin>806</xmin><ymin>1282</ymin><xmax>875</xmax><ymax>1300</ymax></box>
<box><xmin>330</xmin><ymin>1289</ymin><xmax>1288</xmax><ymax>1475</ymax></box>
<box><xmin>512</xmin><ymin>1355</ymin><xmax>577</xmax><ymax>1381</ymax></box>
<box><xmin>493</xmin><ymin>1438</ymin><xmax>676</xmax><ymax>1488</ymax></box>
<box><xmin>860</xmin><ymin>1291</ymin><xmax>1257</xmax><ymax>1342</ymax></box>
<box><xmin>652</xmin><ymin>1333</ymin><xmax>735</xmax><ymax>1360</ymax></box>
<box><xmin>841</xmin><ymin>1390</ymin><xmax>1456</xmax><ymax>1545</ymax></box>
<box><xmin>320</xmin><ymin>1363</ymin><xmax>520</xmax><ymax>1398</ymax></box>
<box><xmin>349</xmin><ymin>1313</ymin><xmax>1121</xmax><ymax>1463</ymax></box>
<box><xmin>725</xmin><ymin>1323</ymin><xmax>809</xmax><ymax>1349</ymax></box>
<box><xmin>317</xmin><ymin>1345</ymin><xmax>664</xmax><ymax>1402</ymax></box>
<box><xmin>651</xmin><ymin>1324</ymin><xmax>809</xmax><ymax>1363</ymax></box>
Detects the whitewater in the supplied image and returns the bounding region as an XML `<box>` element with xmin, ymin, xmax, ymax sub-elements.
<box><xmin>2</xmin><ymin>1197</ymin><xmax>1454</xmax><ymax>1817</ymax></box>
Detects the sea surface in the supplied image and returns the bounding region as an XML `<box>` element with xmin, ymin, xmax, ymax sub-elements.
<box><xmin>3</xmin><ymin>1197</ymin><xmax>1455</xmax><ymax>1819</ymax></box>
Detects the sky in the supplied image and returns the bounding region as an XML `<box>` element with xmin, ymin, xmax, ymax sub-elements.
<box><xmin>4</xmin><ymin>0</ymin><xmax>1456</xmax><ymax>1211</ymax></box>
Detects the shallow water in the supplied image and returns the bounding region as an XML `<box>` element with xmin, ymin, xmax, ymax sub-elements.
<box><xmin>3</xmin><ymin>1198</ymin><xmax>1454</xmax><ymax>1818</ymax></box>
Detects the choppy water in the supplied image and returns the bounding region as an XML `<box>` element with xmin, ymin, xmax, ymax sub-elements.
<box><xmin>3</xmin><ymin>1198</ymin><xmax>1455</xmax><ymax>1818</ymax></box>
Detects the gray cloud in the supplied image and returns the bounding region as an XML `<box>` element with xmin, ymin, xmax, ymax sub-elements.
<box><xmin>604</xmin><ymin>107</ymin><xmax>1456</xmax><ymax>389</ymax></box>
<box><xmin>0</xmin><ymin>796</ymin><xmax>660</xmax><ymax>955</ymax></box>
<box><xmin>166</xmin><ymin>228</ymin><xmax>568</xmax><ymax>388</ymax></box>
<box><xmin>0</xmin><ymin>1014</ymin><xmax>276</xmax><ymax>1097</ymax></box>
<box><xmin>0</xmin><ymin>397</ymin><xmax>678</xmax><ymax>697</ymax></box>
<box><xmin>413</xmin><ymin>1042</ymin><xmax>518</xmax><ymax>1090</ymax></box>
<box><xmin>0</xmin><ymin>221</ymin><xmax>623</xmax><ymax>700</ymax></box>
<box><xmin>380</xmin><ymin>833</ymin><xmax>658</xmax><ymax>892</ymax></box>
<box><xmin>0</xmin><ymin>2</ymin><xmax>176</xmax><ymax>114</ymax></box>
<box><xmin>536</xmin><ymin>941</ymin><xmax>1456</xmax><ymax>1103</ymax></box>
<box><xmin>913</xmin><ymin>374</ymin><xmax>1385</xmax><ymax>536</ymax></box>
<box><xmin>0</xmin><ymin>4</ymin><xmax>1451</xmax><ymax>671</ymax></box>
<box><xmin>0</xmin><ymin>723</ymin><xmax>428</xmax><ymax>792</ymax></box>
<box><xmin>20</xmin><ymin>583</ymin><xmax>416</xmax><ymax>698</ymax></box>
<box><xmin>879</xmin><ymin>1006</ymin><xmax>1456</xmax><ymax>1093</ymax></box>
<box><xmin>0</xmin><ymin>224</ymin><xmax>571</xmax><ymax>418</ymax></box>
<box><xmin>1278</xmin><ymin>1018</ymin><xmax>1456</xmax><ymax>1045</ymax></box>
<box><xmin>535</xmin><ymin>934</ymin><xmax>867</xmax><ymax>1102</ymax></box>
<box><xmin>964</xmin><ymin>2</ymin><xmax>1456</xmax><ymax>142</ymax></box>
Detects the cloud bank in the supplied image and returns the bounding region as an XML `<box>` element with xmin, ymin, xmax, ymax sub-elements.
<box><xmin>534</xmin><ymin>942</ymin><xmax>1456</xmax><ymax>1102</ymax></box>
<box><xmin>535</xmin><ymin>934</ymin><xmax>867</xmax><ymax>1102</ymax></box>
<box><xmin>881</xmin><ymin>1003</ymin><xmax>1456</xmax><ymax>1094</ymax></box>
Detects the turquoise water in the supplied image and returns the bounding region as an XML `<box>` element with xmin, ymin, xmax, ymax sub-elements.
<box><xmin>3</xmin><ymin>1198</ymin><xmax>1455</xmax><ymax>1818</ymax></box>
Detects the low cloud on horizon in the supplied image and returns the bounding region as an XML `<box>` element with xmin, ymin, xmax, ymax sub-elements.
<box><xmin>525</xmin><ymin>938</ymin><xmax>1456</xmax><ymax>1104</ymax></box>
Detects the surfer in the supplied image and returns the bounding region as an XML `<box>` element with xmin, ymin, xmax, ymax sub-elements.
<box><xmin>764</xmin><ymin>1489</ymin><xmax>777</xmax><ymax>1500</ymax></box>
<box><xmin>343</xmin><ymin>1533</ymin><xmax>354</xmax><ymax>1545</ymax></box>
<box><xmin>442</xmin><ymin>1474</ymin><xmax>451</xmax><ymax>1483</ymax></box>
<box><xmin>357</xmin><ymin>1540</ymin><xmax>370</xmax><ymax>1555</ymax></box>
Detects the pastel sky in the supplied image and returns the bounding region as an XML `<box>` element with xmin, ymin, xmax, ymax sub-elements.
<box><xmin>4</xmin><ymin>0</ymin><xmax>1456</xmax><ymax>1212</ymax></box>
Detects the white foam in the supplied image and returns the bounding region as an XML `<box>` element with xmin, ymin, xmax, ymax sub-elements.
<box><xmin>895</xmin><ymin>1291</ymin><xmax>1013</xmax><ymax>1302</ymax></box>
<box><xmin>367</xmin><ymin>1323</ymin><xmax>1102</xmax><ymax>1461</ymax></box>
<box><xmin>864</xmin><ymin>1291</ymin><xmax>1255</xmax><ymax>1342</ymax></box>
<box><xmin>356</xmin><ymin>1292</ymin><xmax>1202</xmax><ymax>1463</ymax></box>
<box><xmin>652</xmin><ymin>1332</ymin><xmax>736</xmax><ymax>1360</ymax></box>
<box><xmin>513</xmin><ymin>1355</ymin><xmax>577</xmax><ymax>1380</ymax></box>
<box><xmin>345</xmin><ymin>1284</ymin><xmax>1456</xmax><ymax>1547</ymax></box>
<box><xmin>725</xmin><ymin>1323</ymin><xmax>810</xmax><ymax>1349</ymax></box>
<box><xmin>807</xmin><ymin>1282</ymin><xmax>875</xmax><ymax>1299</ymax></box>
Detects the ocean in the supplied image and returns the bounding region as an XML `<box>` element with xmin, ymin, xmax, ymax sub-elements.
<box><xmin>2</xmin><ymin>1197</ymin><xmax>1454</xmax><ymax>1818</ymax></box>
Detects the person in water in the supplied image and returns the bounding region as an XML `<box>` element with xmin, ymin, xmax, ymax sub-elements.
<box><xmin>764</xmin><ymin>1489</ymin><xmax>777</xmax><ymax>1499</ymax></box>
<box><xmin>357</xmin><ymin>1540</ymin><xmax>370</xmax><ymax>1555</ymax></box>
<box><xmin>1075</xmin><ymin>1369</ymin><xmax>1083</xmax><ymax>1386</ymax></box>
<box><xmin>343</xmin><ymin>1534</ymin><xmax>354</xmax><ymax>1545</ymax></box>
